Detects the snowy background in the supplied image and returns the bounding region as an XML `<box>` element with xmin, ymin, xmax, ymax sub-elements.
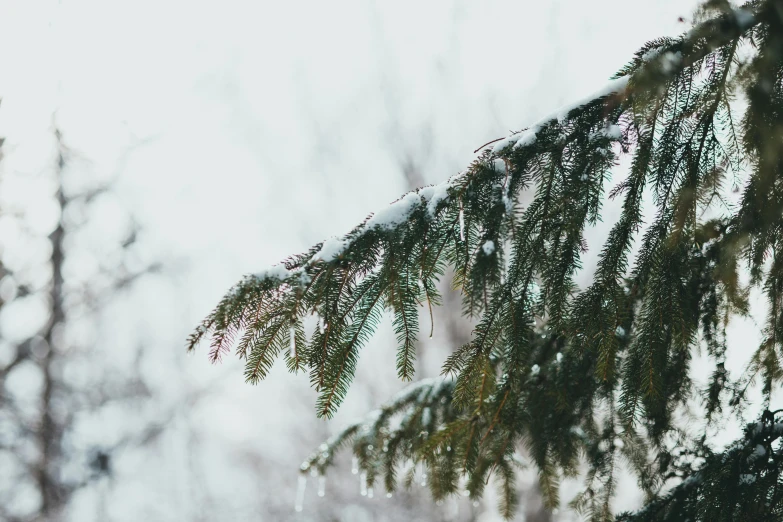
<box><xmin>2</xmin><ymin>1</ymin><xmax>756</xmax><ymax>520</ymax></box>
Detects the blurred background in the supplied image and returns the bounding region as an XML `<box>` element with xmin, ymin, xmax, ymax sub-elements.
<box><xmin>0</xmin><ymin>1</ymin><xmax>721</xmax><ymax>520</ymax></box>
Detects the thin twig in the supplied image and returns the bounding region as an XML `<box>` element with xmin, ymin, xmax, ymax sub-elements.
<box><xmin>473</xmin><ymin>137</ymin><xmax>505</xmax><ymax>154</ymax></box>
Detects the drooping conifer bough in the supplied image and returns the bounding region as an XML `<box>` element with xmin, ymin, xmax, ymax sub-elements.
<box><xmin>188</xmin><ymin>1</ymin><xmax>783</xmax><ymax>519</ymax></box>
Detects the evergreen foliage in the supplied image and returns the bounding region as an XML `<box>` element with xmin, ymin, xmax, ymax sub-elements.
<box><xmin>188</xmin><ymin>1</ymin><xmax>783</xmax><ymax>518</ymax></box>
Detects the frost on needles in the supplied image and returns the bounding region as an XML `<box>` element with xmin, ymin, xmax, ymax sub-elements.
<box><xmin>187</xmin><ymin>1</ymin><xmax>783</xmax><ymax>519</ymax></box>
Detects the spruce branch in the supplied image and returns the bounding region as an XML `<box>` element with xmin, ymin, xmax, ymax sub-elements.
<box><xmin>187</xmin><ymin>2</ymin><xmax>783</xmax><ymax>519</ymax></box>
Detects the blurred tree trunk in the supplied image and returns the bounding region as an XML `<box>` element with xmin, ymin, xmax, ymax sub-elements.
<box><xmin>36</xmin><ymin>129</ymin><xmax>68</xmax><ymax>519</ymax></box>
<box><xmin>0</xmin><ymin>126</ymin><xmax>163</xmax><ymax>522</ymax></box>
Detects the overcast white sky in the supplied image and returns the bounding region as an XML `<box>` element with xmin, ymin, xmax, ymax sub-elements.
<box><xmin>4</xmin><ymin>1</ymin><xmax>769</xmax><ymax>520</ymax></box>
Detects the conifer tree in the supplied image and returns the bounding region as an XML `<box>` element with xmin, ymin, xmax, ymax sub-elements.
<box><xmin>189</xmin><ymin>0</ymin><xmax>783</xmax><ymax>519</ymax></box>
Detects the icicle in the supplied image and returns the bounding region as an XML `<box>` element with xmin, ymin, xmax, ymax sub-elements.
<box><xmin>295</xmin><ymin>475</ymin><xmax>307</xmax><ymax>512</ymax></box>
<box><xmin>289</xmin><ymin>325</ymin><xmax>296</xmax><ymax>358</ymax></box>
<box><xmin>351</xmin><ymin>456</ymin><xmax>359</xmax><ymax>474</ymax></box>
<box><xmin>502</xmin><ymin>238</ymin><xmax>512</xmax><ymax>285</ymax></box>
<box><xmin>318</xmin><ymin>317</ymin><xmax>326</xmax><ymax>334</ymax></box>
<box><xmin>447</xmin><ymin>497</ymin><xmax>459</xmax><ymax>519</ymax></box>
<box><xmin>360</xmin><ymin>471</ymin><xmax>368</xmax><ymax>496</ymax></box>
<box><xmin>318</xmin><ymin>475</ymin><xmax>326</xmax><ymax>497</ymax></box>
<box><xmin>419</xmin><ymin>463</ymin><xmax>428</xmax><ymax>486</ymax></box>
<box><xmin>386</xmin><ymin>492</ymin><xmax>393</xmax><ymax>498</ymax></box>
<box><xmin>459</xmin><ymin>201</ymin><xmax>465</xmax><ymax>241</ymax></box>
<box><xmin>367</xmin><ymin>487</ymin><xmax>374</xmax><ymax>499</ymax></box>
